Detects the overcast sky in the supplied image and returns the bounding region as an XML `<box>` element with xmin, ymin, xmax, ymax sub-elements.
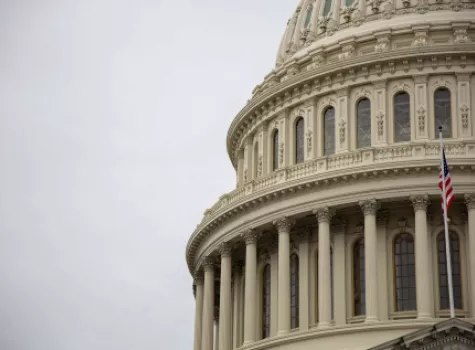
<box><xmin>0</xmin><ymin>1</ymin><xmax>296</xmax><ymax>349</ymax></box>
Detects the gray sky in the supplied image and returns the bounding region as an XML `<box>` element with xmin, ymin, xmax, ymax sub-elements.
<box><xmin>0</xmin><ymin>1</ymin><xmax>295</xmax><ymax>349</ymax></box>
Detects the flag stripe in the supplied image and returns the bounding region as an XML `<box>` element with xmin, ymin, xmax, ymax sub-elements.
<box><xmin>439</xmin><ymin>149</ymin><xmax>453</xmax><ymax>213</ymax></box>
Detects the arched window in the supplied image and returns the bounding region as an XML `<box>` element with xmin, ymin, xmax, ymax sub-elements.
<box><xmin>353</xmin><ymin>238</ymin><xmax>365</xmax><ymax>316</ymax></box>
<box><xmin>357</xmin><ymin>98</ymin><xmax>371</xmax><ymax>148</ymax></box>
<box><xmin>272</xmin><ymin>130</ymin><xmax>279</xmax><ymax>171</ymax></box>
<box><xmin>304</xmin><ymin>5</ymin><xmax>313</xmax><ymax>28</ymax></box>
<box><xmin>324</xmin><ymin>107</ymin><xmax>335</xmax><ymax>156</ymax></box>
<box><xmin>394</xmin><ymin>92</ymin><xmax>411</xmax><ymax>142</ymax></box>
<box><xmin>253</xmin><ymin>142</ymin><xmax>259</xmax><ymax>179</ymax></box>
<box><xmin>323</xmin><ymin>0</ymin><xmax>332</xmax><ymax>16</ymax></box>
<box><xmin>393</xmin><ymin>233</ymin><xmax>416</xmax><ymax>311</ymax></box>
<box><xmin>262</xmin><ymin>264</ymin><xmax>271</xmax><ymax>339</ymax></box>
<box><xmin>290</xmin><ymin>254</ymin><xmax>299</xmax><ymax>329</ymax></box>
<box><xmin>295</xmin><ymin>118</ymin><xmax>305</xmax><ymax>164</ymax></box>
<box><xmin>437</xmin><ymin>231</ymin><xmax>462</xmax><ymax>310</ymax></box>
<box><xmin>434</xmin><ymin>88</ymin><xmax>452</xmax><ymax>138</ymax></box>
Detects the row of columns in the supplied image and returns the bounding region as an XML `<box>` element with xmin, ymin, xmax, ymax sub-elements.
<box><xmin>193</xmin><ymin>194</ymin><xmax>475</xmax><ymax>350</ymax></box>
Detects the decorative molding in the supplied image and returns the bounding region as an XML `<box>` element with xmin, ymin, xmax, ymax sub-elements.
<box><xmin>374</xmin><ymin>36</ymin><xmax>390</xmax><ymax>53</ymax></box>
<box><xmin>460</xmin><ymin>105</ymin><xmax>469</xmax><ymax>129</ymax></box>
<box><xmin>279</xmin><ymin>142</ymin><xmax>285</xmax><ymax>166</ymax></box>
<box><xmin>306</xmin><ymin>130</ymin><xmax>313</xmax><ymax>153</ymax></box>
<box><xmin>410</xmin><ymin>194</ymin><xmax>430</xmax><ymax>211</ymax></box>
<box><xmin>417</xmin><ymin>106</ymin><xmax>426</xmax><ymax>132</ymax></box>
<box><xmin>412</xmin><ymin>31</ymin><xmax>428</xmax><ymax>47</ymax></box>
<box><xmin>339</xmin><ymin>119</ymin><xmax>346</xmax><ymax>144</ymax></box>
<box><xmin>376</xmin><ymin>111</ymin><xmax>384</xmax><ymax>138</ymax></box>
<box><xmin>454</xmin><ymin>29</ymin><xmax>470</xmax><ymax>44</ymax></box>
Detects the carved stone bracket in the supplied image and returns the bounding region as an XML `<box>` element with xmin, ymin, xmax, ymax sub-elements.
<box><xmin>273</xmin><ymin>216</ymin><xmax>296</xmax><ymax>233</ymax></box>
<box><xmin>411</xmin><ymin>194</ymin><xmax>430</xmax><ymax>211</ymax></box>
<box><xmin>359</xmin><ymin>199</ymin><xmax>380</xmax><ymax>216</ymax></box>
<box><xmin>454</xmin><ymin>29</ymin><xmax>471</xmax><ymax>44</ymax></box>
<box><xmin>412</xmin><ymin>31</ymin><xmax>428</xmax><ymax>47</ymax></box>
<box><xmin>374</xmin><ymin>36</ymin><xmax>390</xmax><ymax>53</ymax></box>
<box><xmin>313</xmin><ymin>206</ymin><xmax>335</xmax><ymax>223</ymax></box>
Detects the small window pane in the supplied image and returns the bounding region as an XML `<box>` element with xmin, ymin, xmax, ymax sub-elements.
<box><xmin>273</xmin><ymin>130</ymin><xmax>279</xmax><ymax>171</ymax></box>
<box><xmin>394</xmin><ymin>92</ymin><xmax>411</xmax><ymax>142</ymax></box>
<box><xmin>262</xmin><ymin>264</ymin><xmax>271</xmax><ymax>339</ymax></box>
<box><xmin>434</xmin><ymin>89</ymin><xmax>452</xmax><ymax>138</ymax></box>
<box><xmin>324</xmin><ymin>107</ymin><xmax>335</xmax><ymax>156</ymax></box>
<box><xmin>353</xmin><ymin>239</ymin><xmax>365</xmax><ymax>316</ymax></box>
<box><xmin>295</xmin><ymin>118</ymin><xmax>305</xmax><ymax>164</ymax></box>
<box><xmin>438</xmin><ymin>231</ymin><xmax>462</xmax><ymax>310</ymax></box>
<box><xmin>357</xmin><ymin>99</ymin><xmax>371</xmax><ymax>148</ymax></box>
<box><xmin>394</xmin><ymin>233</ymin><xmax>416</xmax><ymax>311</ymax></box>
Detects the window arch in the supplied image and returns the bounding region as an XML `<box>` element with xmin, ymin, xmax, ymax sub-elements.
<box><xmin>253</xmin><ymin>142</ymin><xmax>259</xmax><ymax>179</ymax></box>
<box><xmin>353</xmin><ymin>238</ymin><xmax>365</xmax><ymax>316</ymax></box>
<box><xmin>324</xmin><ymin>107</ymin><xmax>336</xmax><ymax>156</ymax></box>
<box><xmin>290</xmin><ymin>254</ymin><xmax>299</xmax><ymax>329</ymax></box>
<box><xmin>272</xmin><ymin>130</ymin><xmax>279</xmax><ymax>171</ymax></box>
<box><xmin>357</xmin><ymin>98</ymin><xmax>371</xmax><ymax>148</ymax></box>
<box><xmin>434</xmin><ymin>88</ymin><xmax>452</xmax><ymax>138</ymax></box>
<box><xmin>393</xmin><ymin>233</ymin><xmax>416</xmax><ymax>311</ymax></box>
<box><xmin>437</xmin><ymin>231</ymin><xmax>462</xmax><ymax>310</ymax></box>
<box><xmin>295</xmin><ymin>118</ymin><xmax>305</xmax><ymax>164</ymax></box>
<box><xmin>262</xmin><ymin>264</ymin><xmax>271</xmax><ymax>339</ymax></box>
<box><xmin>394</xmin><ymin>92</ymin><xmax>411</xmax><ymax>142</ymax></box>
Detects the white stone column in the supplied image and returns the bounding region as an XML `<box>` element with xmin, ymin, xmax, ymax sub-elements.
<box><xmin>201</xmin><ymin>258</ymin><xmax>215</xmax><ymax>350</ymax></box>
<box><xmin>299</xmin><ymin>229</ymin><xmax>311</xmax><ymax>331</ymax></box>
<box><xmin>232</xmin><ymin>264</ymin><xmax>242</xmax><ymax>349</ymax></box>
<box><xmin>465</xmin><ymin>194</ymin><xmax>475</xmax><ymax>317</ymax></box>
<box><xmin>314</xmin><ymin>207</ymin><xmax>333</xmax><ymax>328</ymax></box>
<box><xmin>332</xmin><ymin>218</ymin><xmax>347</xmax><ymax>326</ymax></box>
<box><xmin>274</xmin><ymin>217</ymin><xmax>295</xmax><ymax>336</ymax></box>
<box><xmin>411</xmin><ymin>194</ymin><xmax>433</xmax><ymax>319</ymax></box>
<box><xmin>219</xmin><ymin>243</ymin><xmax>232</xmax><ymax>350</ymax></box>
<box><xmin>214</xmin><ymin>317</ymin><xmax>220</xmax><ymax>350</ymax></box>
<box><xmin>194</xmin><ymin>275</ymin><xmax>204</xmax><ymax>350</ymax></box>
<box><xmin>359</xmin><ymin>200</ymin><xmax>379</xmax><ymax>323</ymax></box>
<box><xmin>242</xmin><ymin>229</ymin><xmax>258</xmax><ymax>346</ymax></box>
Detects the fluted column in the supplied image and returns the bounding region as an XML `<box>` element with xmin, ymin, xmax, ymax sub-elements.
<box><xmin>411</xmin><ymin>194</ymin><xmax>432</xmax><ymax>319</ymax></box>
<box><xmin>299</xmin><ymin>229</ymin><xmax>311</xmax><ymax>331</ymax></box>
<box><xmin>465</xmin><ymin>194</ymin><xmax>475</xmax><ymax>317</ymax></box>
<box><xmin>274</xmin><ymin>217</ymin><xmax>295</xmax><ymax>336</ymax></box>
<box><xmin>314</xmin><ymin>207</ymin><xmax>333</xmax><ymax>328</ymax></box>
<box><xmin>219</xmin><ymin>243</ymin><xmax>232</xmax><ymax>350</ymax></box>
<box><xmin>194</xmin><ymin>275</ymin><xmax>204</xmax><ymax>350</ymax></box>
<box><xmin>359</xmin><ymin>200</ymin><xmax>379</xmax><ymax>323</ymax></box>
<box><xmin>232</xmin><ymin>263</ymin><xmax>242</xmax><ymax>349</ymax></box>
<box><xmin>242</xmin><ymin>229</ymin><xmax>258</xmax><ymax>346</ymax></box>
<box><xmin>202</xmin><ymin>258</ymin><xmax>215</xmax><ymax>350</ymax></box>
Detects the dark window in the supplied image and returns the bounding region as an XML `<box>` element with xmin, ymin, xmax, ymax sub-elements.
<box><xmin>273</xmin><ymin>130</ymin><xmax>279</xmax><ymax>171</ymax></box>
<box><xmin>295</xmin><ymin>118</ymin><xmax>305</xmax><ymax>164</ymax></box>
<box><xmin>262</xmin><ymin>264</ymin><xmax>271</xmax><ymax>338</ymax></box>
<box><xmin>324</xmin><ymin>107</ymin><xmax>336</xmax><ymax>156</ymax></box>
<box><xmin>323</xmin><ymin>0</ymin><xmax>332</xmax><ymax>16</ymax></box>
<box><xmin>353</xmin><ymin>238</ymin><xmax>365</xmax><ymax>316</ymax></box>
<box><xmin>253</xmin><ymin>142</ymin><xmax>259</xmax><ymax>178</ymax></box>
<box><xmin>357</xmin><ymin>98</ymin><xmax>371</xmax><ymax>148</ymax></box>
<box><xmin>394</xmin><ymin>233</ymin><xmax>416</xmax><ymax>311</ymax></box>
<box><xmin>394</xmin><ymin>92</ymin><xmax>411</xmax><ymax>142</ymax></box>
<box><xmin>438</xmin><ymin>231</ymin><xmax>462</xmax><ymax>310</ymax></box>
<box><xmin>290</xmin><ymin>254</ymin><xmax>299</xmax><ymax>329</ymax></box>
<box><xmin>434</xmin><ymin>88</ymin><xmax>452</xmax><ymax>138</ymax></box>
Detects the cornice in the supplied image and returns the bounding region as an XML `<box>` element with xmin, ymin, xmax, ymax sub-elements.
<box><xmin>226</xmin><ymin>45</ymin><xmax>475</xmax><ymax>167</ymax></box>
<box><xmin>186</xmin><ymin>144</ymin><xmax>475</xmax><ymax>274</ymax></box>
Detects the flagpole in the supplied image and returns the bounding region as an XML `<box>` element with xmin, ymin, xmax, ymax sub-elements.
<box><xmin>439</xmin><ymin>126</ymin><xmax>455</xmax><ymax>318</ymax></box>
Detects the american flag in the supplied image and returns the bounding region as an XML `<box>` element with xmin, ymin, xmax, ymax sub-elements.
<box><xmin>438</xmin><ymin>148</ymin><xmax>454</xmax><ymax>212</ymax></box>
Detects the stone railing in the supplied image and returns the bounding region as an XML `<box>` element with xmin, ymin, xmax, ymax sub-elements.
<box><xmin>201</xmin><ymin>141</ymin><xmax>475</xmax><ymax>222</ymax></box>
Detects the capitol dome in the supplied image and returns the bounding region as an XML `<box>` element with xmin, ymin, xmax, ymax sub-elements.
<box><xmin>187</xmin><ymin>1</ymin><xmax>475</xmax><ymax>350</ymax></box>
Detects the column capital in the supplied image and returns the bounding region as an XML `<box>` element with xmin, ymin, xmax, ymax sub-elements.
<box><xmin>202</xmin><ymin>256</ymin><xmax>216</xmax><ymax>271</ymax></box>
<box><xmin>465</xmin><ymin>193</ymin><xmax>475</xmax><ymax>210</ymax></box>
<box><xmin>241</xmin><ymin>229</ymin><xmax>258</xmax><ymax>245</ymax></box>
<box><xmin>219</xmin><ymin>242</ymin><xmax>233</xmax><ymax>258</ymax></box>
<box><xmin>194</xmin><ymin>274</ymin><xmax>204</xmax><ymax>286</ymax></box>
<box><xmin>411</xmin><ymin>194</ymin><xmax>430</xmax><ymax>211</ymax></box>
<box><xmin>359</xmin><ymin>199</ymin><xmax>380</xmax><ymax>216</ymax></box>
<box><xmin>273</xmin><ymin>216</ymin><xmax>295</xmax><ymax>233</ymax></box>
<box><xmin>314</xmin><ymin>207</ymin><xmax>334</xmax><ymax>223</ymax></box>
